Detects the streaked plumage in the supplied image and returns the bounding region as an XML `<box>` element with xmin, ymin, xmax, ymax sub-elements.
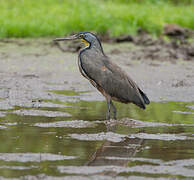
<box><xmin>54</xmin><ymin>32</ymin><xmax>150</xmax><ymax>119</ymax></box>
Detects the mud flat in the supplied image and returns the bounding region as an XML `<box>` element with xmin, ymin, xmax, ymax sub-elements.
<box><xmin>0</xmin><ymin>38</ymin><xmax>194</xmax><ymax>107</ymax></box>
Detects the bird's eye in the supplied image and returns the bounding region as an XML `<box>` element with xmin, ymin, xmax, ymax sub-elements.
<box><xmin>79</xmin><ymin>34</ymin><xmax>84</xmax><ymax>39</ymax></box>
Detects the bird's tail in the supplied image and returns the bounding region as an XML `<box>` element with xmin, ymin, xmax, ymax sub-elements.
<box><xmin>138</xmin><ymin>88</ymin><xmax>150</xmax><ymax>105</ymax></box>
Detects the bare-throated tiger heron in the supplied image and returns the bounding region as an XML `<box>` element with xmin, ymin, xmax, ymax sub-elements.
<box><xmin>54</xmin><ymin>32</ymin><xmax>150</xmax><ymax>120</ymax></box>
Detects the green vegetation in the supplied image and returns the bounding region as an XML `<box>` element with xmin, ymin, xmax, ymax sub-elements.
<box><xmin>0</xmin><ymin>0</ymin><xmax>194</xmax><ymax>37</ymax></box>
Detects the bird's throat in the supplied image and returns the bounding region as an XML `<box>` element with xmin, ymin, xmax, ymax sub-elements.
<box><xmin>81</xmin><ymin>39</ymin><xmax>90</xmax><ymax>47</ymax></box>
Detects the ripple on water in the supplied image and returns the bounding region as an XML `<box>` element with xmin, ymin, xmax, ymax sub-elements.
<box><xmin>34</xmin><ymin>120</ymin><xmax>95</xmax><ymax>128</ymax></box>
<box><xmin>0</xmin><ymin>153</ymin><xmax>77</xmax><ymax>162</ymax></box>
<box><xmin>57</xmin><ymin>165</ymin><xmax>194</xmax><ymax>177</ymax></box>
<box><xmin>69</xmin><ymin>132</ymin><xmax>126</xmax><ymax>143</ymax></box>
<box><xmin>10</xmin><ymin>109</ymin><xmax>72</xmax><ymax>117</ymax></box>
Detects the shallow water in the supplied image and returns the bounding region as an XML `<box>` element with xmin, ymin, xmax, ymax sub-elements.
<box><xmin>0</xmin><ymin>90</ymin><xmax>194</xmax><ymax>179</ymax></box>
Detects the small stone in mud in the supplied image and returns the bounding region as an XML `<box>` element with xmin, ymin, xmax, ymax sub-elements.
<box><xmin>22</xmin><ymin>74</ymin><xmax>39</xmax><ymax>78</ymax></box>
<box><xmin>163</xmin><ymin>24</ymin><xmax>192</xmax><ymax>42</ymax></box>
<box><xmin>113</xmin><ymin>35</ymin><xmax>134</xmax><ymax>43</ymax></box>
<box><xmin>110</xmin><ymin>49</ymin><xmax>122</xmax><ymax>54</ymax></box>
<box><xmin>172</xmin><ymin>80</ymin><xmax>189</xmax><ymax>87</ymax></box>
<box><xmin>10</xmin><ymin>109</ymin><xmax>72</xmax><ymax>117</ymax></box>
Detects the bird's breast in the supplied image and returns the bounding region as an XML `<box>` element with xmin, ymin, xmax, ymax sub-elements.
<box><xmin>78</xmin><ymin>55</ymin><xmax>99</xmax><ymax>89</ymax></box>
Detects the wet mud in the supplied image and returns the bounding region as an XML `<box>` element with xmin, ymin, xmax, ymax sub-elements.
<box><xmin>0</xmin><ymin>39</ymin><xmax>194</xmax><ymax>179</ymax></box>
<box><xmin>54</xmin><ymin>33</ymin><xmax>194</xmax><ymax>61</ymax></box>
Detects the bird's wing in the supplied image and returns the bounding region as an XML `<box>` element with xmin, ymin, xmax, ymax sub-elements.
<box><xmin>80</xmin><ymin>52</ymin><xmax>146</xmax><ymax>108</ymax></box>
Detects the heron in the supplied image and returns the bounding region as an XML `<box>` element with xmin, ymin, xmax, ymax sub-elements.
<box><xmin>54</xmin><ymin>32</ymin><xmax>150</xmax><ymax>120</ymax></box>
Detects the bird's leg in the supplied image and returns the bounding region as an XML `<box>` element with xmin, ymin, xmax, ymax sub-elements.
<box><xmin>106</xmin><ymin>96</ymin><xmax>111</xmax><ymax>120</ymax></box>
<box><xmin>110</xmin><ymin>101</ymin><xmax>117</xmax><ymax>120</ymax></box>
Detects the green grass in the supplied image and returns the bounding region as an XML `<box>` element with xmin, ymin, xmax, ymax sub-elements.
<box><xmin>0</xmin><ymin>0</ymin><xmax>194</xmax><ymax>38</ymax></box>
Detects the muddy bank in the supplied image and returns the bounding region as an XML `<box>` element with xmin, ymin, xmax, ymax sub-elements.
<box><xmin>0</xmin><ymin>38</ymin><xmax>194</xmax><ymax>109</ymax></box>
<box><xmin>54</xmin><ymin>32</ymin><xmax>194</xmax><ymax>61</ymax></box>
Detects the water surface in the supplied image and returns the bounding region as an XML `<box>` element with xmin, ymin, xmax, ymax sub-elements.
<box><xmin>0</xmin><ymin>90</ymin><xmax>194</xmax><ymax>179</ymax></box>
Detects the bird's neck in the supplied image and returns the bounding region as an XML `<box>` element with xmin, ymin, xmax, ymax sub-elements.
<box><xmin>90</xmin><ymin>41</ymin><xmax>105</xmax><ymax>55</ymax></box>
<box><xmin>80</xmin><ymin>40</ymin><xmax>106</xmax><ymax>56</ymax></box>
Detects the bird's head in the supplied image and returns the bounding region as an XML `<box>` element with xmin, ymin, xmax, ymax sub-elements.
<box><xmin>54</xmin><ymin>32</ymin><xmax>100</xmax><ymax>48</ymax></box>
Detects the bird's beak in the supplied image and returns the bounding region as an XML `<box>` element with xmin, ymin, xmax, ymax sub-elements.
<box><xmin>54</xmin><ymin>34</ymin><xmax>78</xmax><ymax>42</ymax></box>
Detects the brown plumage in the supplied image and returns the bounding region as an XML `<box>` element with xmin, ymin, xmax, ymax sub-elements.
<box><xmin>54</xmin><ymin>32</ymin><xmax>150</xmax><ymax>120</ymax></box>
